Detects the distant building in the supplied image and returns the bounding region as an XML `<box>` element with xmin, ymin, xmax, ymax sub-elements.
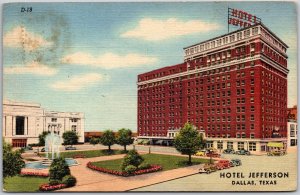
<box><xmin>137</xmin><ymin>23</ymin><xmax>289</xmax><ymax>153</ymax></box>
<box><xmin>287</xmin><ymin>121</ymin><xmax>297</xmax><ymax>147</ymax></box>
<box><xmin>287</xmin><ymin>105</ymin><xmax>297</xmax><ymax>121</ymax></box>
<box><xmin>2</xmin><ymin>100</ymin><xmax>85</xmax><ymax>147</ymax></box>
<box><xmin>287</xmin><ymin>106</ymin><xmax>297</xmax><ymax>148</ymax></box>
<box><xmin>84</xmin><ymin>131</ymin><xmax>138</xmax><ymax>142</ymax></box>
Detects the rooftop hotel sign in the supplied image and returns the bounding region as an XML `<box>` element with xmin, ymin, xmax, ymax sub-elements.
<box><xmin>228</xmin><ymin>8</ymin><xmax>261</xmax><ymax>31</ymax></box>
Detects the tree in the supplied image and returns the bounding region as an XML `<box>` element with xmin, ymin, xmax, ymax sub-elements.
<box><xmin>89</xmin><ymin>137</ymin><xmax>99</xmax><ymax>146</ymax></box>
<box><xmin>62</xmin><ymin>131</ymin><xmax>79</xmax><ymax>146</ymax></box>
<box><xmin>174</xmin><ymin>122</ymin><xmax>203</xmax><ymax>165</ymax></box>
<box><xmin>49</xmin><ymin>157</ymin><xmax>70</xmax><ymax>181</ymax></box>
<box><xmin>38</xmin><ymin>131</ymin><xmax>50</xmax><ymax>146</ymax></box>
<box><xmin>121</xmin><ymin>149</ymin><xmax>144</xmax><ymax>171</ymax></box>
<box><xmin>117</xmin><ymin>128</ymin><xmax>134</xmax><ymax>151</ymax></box>
<box><xmin>3</xmin><ymin>141</ymin><xmax>25</xmax><ymax>178</ymax></box>
<box><xmin>100</xmin><ymin>130</ymin><xmax>115</xmax><ymax>151</ymax></box>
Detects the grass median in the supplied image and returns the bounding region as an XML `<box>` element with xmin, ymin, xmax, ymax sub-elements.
<box><xmin>91</xmin><ymin>153</ymin><xmax>210</xmax><ymax>172</ymax></box>
<box><xmin>4</xmin><ymin>176</ymin><xmax>49</xmax><ymax>192</ymax></box>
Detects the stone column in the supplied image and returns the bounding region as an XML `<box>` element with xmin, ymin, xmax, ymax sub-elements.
<box><xmin>12</xmin><ymin>116</ymin><xmax>16</xmax><ymax>135</ymax></box>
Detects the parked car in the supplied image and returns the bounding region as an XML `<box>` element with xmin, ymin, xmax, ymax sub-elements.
<box><xmin>40</xmin><ymin>148</ymin><xmax>45</xmax><ymax>152</ymax></box>
<box><xmin>206</xmin><ymin>152</ymin><xmax>221</xmax><ymax>158</ymax></box>
<box><xmin>223</xmin><ymin>148</ymin><xmax>235</xmax><ymax>154</ymax></box>
<box><xmin>235</xmin><ymin>149</ymin><xmax>250</xmax><ymax>155</ymax></box>
<box><xmin>215</xmin><ymin>160</ymin><xmax>231</xmax><ymax>170</ymax></box>
<box><xmin>230</xmin><ymin>159</ymin><xmax>242</xmax><ymax>167</ymax></box>
<box><xmin>65</xmin><ymin>146</ymin><xmax>77</xmax><ymax>150</ymax></box>
<box><xmin>199</xmin><ymin>163</ymin><xmax>217</xmax><ymax>174</ymax></box>
<box><xmin>195</xmin><ymin>150</ymin><xmax>206</xmax><ymax>156</ymax></box>
<box><xmin>267</xmin><ymin>149</ymin><xmax>286</xmax><ymax>156</ymax></box>
<box><xmin>22</xmin><ymin>146</ymin><xmax>33</xmax><ymax>151</ymax></box>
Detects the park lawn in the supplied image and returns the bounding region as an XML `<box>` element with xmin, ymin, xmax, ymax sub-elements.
<box><xmin>91</xmin><ymin>153</ymin><xmax>211</xmax><ymax>172</ymax></box>
<box><xmin>42</xmin><ymin>149</ymin><xmax>124</xmax><ymax>158</ymax></box>
<box><xmin>4</xmin><ymin>176</ymin><xmax>49</xmax><ymax>192</ymax></box>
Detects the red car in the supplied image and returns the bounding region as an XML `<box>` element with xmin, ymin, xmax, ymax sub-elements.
<box><xmin>215</xmin><ymin>160</ymin><xmax>231</xmax><ymax>170</ymax></box>
<box><xmin>206</xmin><ymin>153</ymin><xmax>221</xmax><ymax>158</ymax></box>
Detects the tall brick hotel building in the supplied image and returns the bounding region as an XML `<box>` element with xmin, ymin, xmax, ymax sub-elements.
<box><xmin>137</xmin><ymin>23</ymin><xmax>289</xmax><ymax>153</ymax></box>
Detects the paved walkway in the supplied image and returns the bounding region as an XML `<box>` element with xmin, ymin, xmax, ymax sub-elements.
<box><xmin>58</xmin><ymin>153</ymin><xmax>203</xmax><ymax>192</ymax></box>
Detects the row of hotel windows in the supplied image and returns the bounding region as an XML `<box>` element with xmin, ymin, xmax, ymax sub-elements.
<box><xmin>185</xmin><ymin>27</ymin><xmax>260</xmax><ymax>56</ymax></box>
<box><xmin>209</xmin><ymin>141</ymin><xmax>257</xmax><ymax>151</ymax></box>
<box><xmin>138</xmin><ymin>61</ymin><xmax>248</xmax><ymax>87</ymax></box>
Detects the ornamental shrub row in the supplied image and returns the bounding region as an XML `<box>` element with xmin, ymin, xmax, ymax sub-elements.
<box><xmin>87</xmin><ymin>162</ymin><xmax>162</xmax><ymax>177</ymax></box>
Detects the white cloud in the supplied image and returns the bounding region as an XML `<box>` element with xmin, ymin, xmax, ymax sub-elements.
<box><xmin>121</xmin><ymin>18</ymin><xmax>221</xmax><ymax>41</ymax></box>
<box><xmin>4</xmin><ymin>61</ymin><xmax>57</xmax><ymax>76</ymax></box>
<box><xmin>3</xmin><ymin>26</ymin><xmax>52</xmax><ymax>51</ymax></box>
<box><xmin>50</xmin><ymin>73</ymin><xmax>106</xmax><ymax>92</ymax></box>
<box><xmin>61</xmin><ymin>52</ymin><xmax>157</xmax><ymax>68</ymax></box>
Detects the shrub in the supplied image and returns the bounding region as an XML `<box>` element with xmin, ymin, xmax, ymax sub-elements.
<box><xmin>62</xmin><ymin>175</ymin><xmax>77</xmax><ymax>187</ymax></box>
<box><xmin>124</xmin><ymin>165</ymin><xmax>137</xmax><ymax>174</ymax></box>
<box><xmin>49</xmin><ymin>179</ymin><xmax>60</xmax><ymax>186</ymax></box>
<box><xmin>49</xmin><ymin>157</ymin><xmax>70</xmax><ymax>181</ymax></box>
<box><xmin>121</xmin><ymin>150</ymin><xmax>144</xmax><ymax>171</ymax></box>
<box><xmin>138</xmin><ymin>162</ymin><xmax>151</xmax><ymax>170</ymax></box>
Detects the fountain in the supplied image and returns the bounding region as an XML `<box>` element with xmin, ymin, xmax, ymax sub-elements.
<box><xmin>42</xmin><ymin>131</ymin><xmax>62</xmax><ymax>166</ymax></box>
<box><xmin>24</xmin><ymin>131</ymin><xmax>79</xmax><ymax>169</ymax></box>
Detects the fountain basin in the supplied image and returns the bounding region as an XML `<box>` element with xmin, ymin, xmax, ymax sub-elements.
<box><xmin>25</xmin><ymin>158</ymin><xmax>79</xmax><ymax>170</ymax></box>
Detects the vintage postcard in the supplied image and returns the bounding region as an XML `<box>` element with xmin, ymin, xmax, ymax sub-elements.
<box><xmin>2</xmin><ymin>1</ymin><xmax>298</xmax><ymax>192</ymax></box>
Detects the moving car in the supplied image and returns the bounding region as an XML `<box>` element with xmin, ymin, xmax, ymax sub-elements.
<box><xmin>199</xmin><ymin>164</ymin><xmax>217</xmax><ymax>174</ymax></box>
<box><xmin>223</xmin><ymin>148</ymin><xmax>235</xmax><ymax>154</ymax></box>
<box><xmin>235</xmin><ymin>149</ymin><xmax>250</xmax><ymax>155</ymax></box>
<box><xmin>230</xmin><ymin>159</ymin><xmax>242</xmax><ymax>167</ymax></box>
<box><xmin>65</xmin><ymin>146</ymin><xmax>77</xmax><ymax>150</ymax></box>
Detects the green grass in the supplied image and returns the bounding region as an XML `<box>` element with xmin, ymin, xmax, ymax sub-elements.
<box><xmin>4</xmin><ymin>176</ymin><xmax>49</xmax><ymax>192</ymax></box>
<box><xmin>42</xmin><ymin>149</ymin><xmax>125</xmax><ymax>158</ymax></box>
<box><xmin>91</xmin><ymin>153</ymin><xmax>210</xmax><ymax>172</ymax></box>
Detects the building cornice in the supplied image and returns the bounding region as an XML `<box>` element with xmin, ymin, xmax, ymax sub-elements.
<box><xmin>137</xmin><ymin>54</ymin><xmax>288</xmax><ymax>86</ymax></box>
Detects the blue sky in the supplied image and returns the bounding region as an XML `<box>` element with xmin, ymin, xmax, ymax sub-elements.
<box><xmin>3</xmin><ymin>2</ymin><xmax>297</xmax><ymax>131</ymax></box>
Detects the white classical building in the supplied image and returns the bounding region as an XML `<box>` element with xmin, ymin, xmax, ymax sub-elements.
<box><xmin>2</xmin><ymin>100</ymin><xmax>85</xmax><ymax>147</ymax></box>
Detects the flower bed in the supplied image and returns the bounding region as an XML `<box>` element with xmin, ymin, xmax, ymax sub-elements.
<box><xmin>87</xmin><ymin>162</ymin><xmax>162</xmax><ymax>177</ymax></box>
<box><xmin>39</xmin><ymin>183</ymin><xmax>66</xmax><ymax>191</ymax></box>
<box><xmin>20</xmin><ymin>171</ymin><xmax>49</xmax><ymax>177</ymax></box>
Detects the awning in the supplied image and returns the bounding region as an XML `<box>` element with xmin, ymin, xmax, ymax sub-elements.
<box><xmin>267</xmin><ymin>142</ymin><xmax>284</xmax><ymax>148</ymax></box>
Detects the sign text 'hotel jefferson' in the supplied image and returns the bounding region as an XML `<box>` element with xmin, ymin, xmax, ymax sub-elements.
<box><xmin>137</xmin><ymin>23</ymin><xmax>288</xmax><ymax>154</ymax></box>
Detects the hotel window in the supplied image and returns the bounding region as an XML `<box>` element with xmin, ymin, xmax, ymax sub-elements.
<box><xmin>249</xmin><ymin>142</ymin><xmax>256</xmax><ymax>151</ymax></box>
<box><xmin>251</xmin><ymin>87</ymin><xmax>254</xmax><ymax>94</ymax></box>
<box><xmin>217</xmin><ymin>141</ymin><xmax>223</xmax><ymax>149</ymax></box>
<box><xmin>227</xmin><ymin>142</ymin><xmax>233</xmax><ymax>149</ymax></box>
<box><xmin>250</xmin><ymin>97</ymin><xmax>254</xmax><ymax>103</ymax></box>
<box><xmin>238</xmin><ymin>142</ymin><xmax>244</xmax><ymax>150</ymax></box>
<box><xmin>250</xmin><ymin>133</ymin><xmax>255</xmax><ymax>139</ymax></box>
<box><xmin>251</xmin><ymin>124</ymin><xmax>255</xmax><ymax>130</ymax></box>
<box><xmin>51</xmin><ymin>118</ymin><xmax>57</xmax><ymax>122</ymax></box>
<box><xmin>250</xmin><ymin>115</ymin><xmax>254</xmax><ymax>121</ymax></box>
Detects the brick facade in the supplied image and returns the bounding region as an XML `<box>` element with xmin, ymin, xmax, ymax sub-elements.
<box><xmin>137</xmin><ymin>23</ymin><xmax>288</xmax><ymax>152</ymax></box>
